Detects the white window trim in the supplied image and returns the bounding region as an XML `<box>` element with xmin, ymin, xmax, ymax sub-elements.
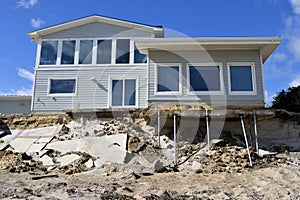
<box><xmin>38</xmin><ymin>38</ymin><xmax>148</xmax><ymax>67</ymax></box>
<box><xmin>227</xmin><ymin>62</ymin><xmax>257</xmax><ymax>95</ymax></box>
<box><xmin>187</xmin><ymin>63</ymin><xmax>224</xmax><ymax>95</ymax></box>
<box><xmin>155</xmin><ymin>63</ymin><xmax>182</xmax><ymax>96</ymax></box>
<box><xmin>108</xmin><ymin>76</ymin><xmax>139</xmax><ymax>108</ymax></box>
<box><xmin>47</xmin><ymin>77</ymin><xmax>78</xmax><ymax>97</ymax></box>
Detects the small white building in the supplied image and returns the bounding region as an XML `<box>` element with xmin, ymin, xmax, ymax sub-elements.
<box><xmin>0</xmin><ymin>95</ymin><xmax>32</xmax><ymax>114</ymax></box>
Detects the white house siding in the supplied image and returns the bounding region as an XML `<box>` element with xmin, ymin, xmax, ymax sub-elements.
<box><xmin>32</xmin><ymin>66</ymin><xmax>148</xmax><ymax>111</ymax></box>
<box><xmin>42</xmin><ymin>22</ymin><xmax>155</xmax><ymax>39</ymax></box>
<box><xmin>148</xmin><ymin>49</ymin><xmax>264</xmax><ymax>108</ymax></box>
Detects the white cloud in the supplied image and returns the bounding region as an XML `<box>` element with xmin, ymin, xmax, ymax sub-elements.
<box><xmin>15</xmin><ymin>88</ymin><xmax>32</xmax><ymax>95</ymax></box>
<box><xmin>287</xmin><ymin>36</ymin><xmax>300</xmax><ymax>61</ymax></box>
<box><xmin>271</xmin><ymin>53</ymin><xmax>287</xmax><ymax>62</ymax></box>
<box><xmin>284</xmin><ymin>0</ymin><xmax>300</xmax><ymax>61</ymax></box>
<box><xmin>289</xmin><ymin>75</ymin><xmax>300</xmax><ymax>86</ymax></box>
<box><xmin>265</xmin><ymin>90</ymin><xmax>276</xmax><ymax>107</ymax></box>
<box><xmin>18</xmin><ymin>68</ymin><xmax>34</xmax><ymax>82</ymax></box>
<box><xmin>17</xmin><ymin>0</ymin><xmax>38</xmax><ymax>8</ymax></box>
<box><xmin>0</xmin><ymin>87</ymin><xmax>32</xmax><ymax>96</ymax></box>
<box><xmin>30</xmin><ymin>18</ymin><xmax>45</xmax><ymax>28</ymax></box>
<box><xmin>289</xmin><ymin>0</ymin><xmax>300</xmax><ymax>15</ymax></box>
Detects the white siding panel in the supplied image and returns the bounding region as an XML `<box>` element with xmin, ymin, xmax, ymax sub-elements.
<box><xmin>33</xmin><ymin>65</ymin><xmax>147</xmax><ymax>111</ymax></box>
<box><xmin>148</xmin><ymin>50</ymin><xmax>264</xmax><ymax>107</ymax></box>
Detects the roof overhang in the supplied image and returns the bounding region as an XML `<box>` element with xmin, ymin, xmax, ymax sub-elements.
<box><xmin>28</xmin><ymin>15</ymin><xmax>163</xmax><ymax>42</ymax></box>
<box><xmin>135</xmin><ymin>37</ymin><xmax>282</xmax><ymax>63</ymax></box>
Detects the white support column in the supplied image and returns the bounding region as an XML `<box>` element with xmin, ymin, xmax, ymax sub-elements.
<box><xmin>174</xmin><ymin>114</ymin><xmax>177</xmax><ymax>165</ymax></box>
<box><xmin>206</xmin><ymin>110</ymin><xmax>210</xmax><ymax>151</ymax></box>
<box><xmin>240</xmin><ymin>115</ymin><xmax>253</xmax><ymax>167</ymax></box>
<box><xmin>253</xmin><ymin>110</ymin><xmax>259</xmax><ymax>155</ymax></box>
<box><xmin>157</xmin><ymin>110</ymin><xmax>161</xmax><ymax>148</ymax></box>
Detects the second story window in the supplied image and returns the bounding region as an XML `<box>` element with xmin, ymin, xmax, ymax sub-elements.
<box><xmin>97</xmin><ymin>40</ymin><xmax>112</xmax><ymax>64</ymax></box>
<box><xmin>61</xmin><ymin>40</ymin><xmax>76</xmax><ymax>64</ymax></box>
<box><xmin>40</xmin><ymin>41</ymin><xmax>58</xmax><ymax>65</ymax></box>
<box><xmin>79</xmin><ymin>40</ymin><xmax>93</xmax><ymax>64</ymax></box>
<box><xmin>116</xmin><ymin>39</ymin><xmax>130</xmax><ymax>64</ymax></box>
<box><xmin>39</xmin><ymin>39</ymin><xmax>147</xmax><ymax>66</ymax></box>
<box><xmin>134</xmin><ymin>44</ymin><xmax>147</xmax><ymax>64</ymax></box>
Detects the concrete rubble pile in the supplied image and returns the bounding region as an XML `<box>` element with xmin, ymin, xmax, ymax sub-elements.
<box><xmin>0</xmin><ymin>113</ymin><xmax>298</xmax><ymax>178</ymax></box>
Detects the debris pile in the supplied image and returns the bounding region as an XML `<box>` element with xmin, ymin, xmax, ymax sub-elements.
<box><xmin>181</xmin><ymin>145</ymin><xmax>288</xmax><ymax>174</ymax></box>
<box><xmin>0</xmin><ymin>150</ymin><xmax>46</xmax><ymax>173</ymax></box>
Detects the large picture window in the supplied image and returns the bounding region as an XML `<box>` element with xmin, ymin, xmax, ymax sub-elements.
<box><xmin>116</xmin><ymin>39</ymin><xmax>130</xmax><ymax>64</ymax></box>
<box><xmin>156</xmin><ymin>65</ymin><xmax>181</xmax><ymax>94</ymax></box>
<box><xmin>228</xmin><ymin>62</ymin><xmax>256</xmax><ymax>95</ymax></box>
<box><xmin>188</xmin><ymin>64</ymin><xmax>222</xmax><ymax>94</ymax></box>
<box><xmin>49</xmin><ymin>79</ymin><xmax>76</xmax><ymax>94</ymax></box>
<box><xmin>61</xmin><ymin>40</ymin><xmax>76</xmax><ymax>64</ymax></box>
<box><xmin>111</xmin><ymin>79</ymin><xmax>136</xmax><ymax>107</ymax></box>
<box><xmin>40</xmin><ymin>41</ymin><xmax>58</xmax><ymax>65</ymax></box>
<box><xmin>79</xmin><ymin>40</ymin><xmax>93</xmax><ymax>64</ymax></box>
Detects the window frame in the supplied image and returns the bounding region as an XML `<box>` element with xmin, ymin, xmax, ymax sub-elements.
<box><xmin>227</xmin><ymin>62</ymin><xmax>257</xmax><ymax>95</ymax></box>
<box><xmin>155</xmin><ymin>63</ymin><xmax>182</xmax><ymax>96</ymax></box>
<box><xmin>39</xmin><ymin>40</ymin><xmax>59</xmax><ymax>66</ymax></box>
<box><xmin>37</xmin><ymin>38</ymin><xmax>148</xmax><ymax>67</ymax></box>
<box><xmin>47</xmin><ymin>77</ymin><xmax>78</xmax><ymax>97</ymax></box>
<box><xmin>108</xmin><ymin>76</ymin><xmax>139</xmax><ymax>108</ymax></box>
<box><xmin>187</xmin><ymin>63</ymin><xmax>224</xmax><ymax>95</ymax></box>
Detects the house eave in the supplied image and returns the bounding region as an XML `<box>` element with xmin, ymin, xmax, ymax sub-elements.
<box><xmin>135</xmin><ymin>36</ymin><xmax>282</xmax><ymax>63</ymax></box>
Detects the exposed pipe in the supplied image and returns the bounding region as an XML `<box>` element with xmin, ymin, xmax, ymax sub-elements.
<box><xmin>205</xmin><ymin>110</ymin><xmax>210</xmax><ymax>151</ymax></box>
<box><xmin>157</xmin><ymin>110</ymin><xmax>160</xmax><ymax>148</ymax></box>
<box><xmin>174</xmin><ymin>114</ymin><xmax>177</xmax><ymax>165</ymax></box>
<box><xmin>253</xmin><ymin>110</ymin><xmax>259</xmax><ymax>155</ymax></box>
<box><xmin>240</xmin><ymin>115</ymin><xmax>253</xmax><ymax>167</ymax></box>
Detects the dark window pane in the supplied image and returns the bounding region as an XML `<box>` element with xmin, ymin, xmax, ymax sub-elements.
<box><xmin>157</xmin><ymin>66</ymin><xmax>179</xmax><ymax>92</ymax></box>
<box><xmin>116</xmin><ymin>39</ymin><xmax>130</xmax><ymax>64</ymax></box>
<box><xmin>79</xmin><ymin>40</ymin><xmax>93</xmax><ymax>64</ymax></box>
<box><xmin>134</xmin><ymin>45</ymin><xmax>147</xmax><ymax>63</ymax></box>
<box><xmin>189</xmin><ymin>66</ymin><xmax>220</xmax><ymax>91</ymax></box>
<box><xmin>97</xmin><ymin>40</ymin><xmax>112</xmax><ymax>64</ymax></box>
<box><xmin>61</xmin><ymin>40</ymin><xmax>76</xmax><ymax>64</ymax></box>
<box><xmin>112</xmin><ymin>80</ymin><xmax>123</xmax><ymax>106</ymax></box>
<box><xmin>50</xmin><ymin>79</ymin><xmax>76</xmax><ymax>94</ymax></box>
<box><xmin>125</xmin><ymin>80</ymin><xmax>136</xmax><ymax>106</ymax></box>
<box><xmin>230</xmin><ymin>66</ymin><xmax>253</xmax><ymax>91</ymax></box>
<box><xmin>40</xmin><ymin>41</ymin><xmax>58</xmax><ymax>65</ymax></box>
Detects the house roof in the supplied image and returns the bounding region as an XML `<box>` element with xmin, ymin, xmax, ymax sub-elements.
<box><xmin>0</xmin><ymin>95</ymin><xmax>31</xmax><ymax>101</ymax></box>
<box><xmin>135</xmin><ymin>36</ymin><xmax>282</xmax><ymax>63</ymax></box>
<box><xmin>28</xmin><ymin>15</ymin><xmax>163</xmax><ymax>42</ymax></box>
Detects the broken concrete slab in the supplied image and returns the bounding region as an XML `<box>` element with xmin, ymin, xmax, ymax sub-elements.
<box><xmin>0</xmin><ymin>125</ymin><xmax>62</xmax><ymax>153</ymax></box>
<box><xmin>85</xmin><ymin>159</ymin><xmax>94</xmax><ymax>168</ymax></box>
<box><xmin>57</xmin><ymin>154</ymin><xmax>81</xmax><ymax>166</ymax></box>
<box><xmin>39</xmin><ymin>155</ymin><xmax>54</xmax><ymax>166</ymax></box>
<box><xmin>46</xmin><ymin>134</ymin><xmax>129</xmax><ymax>164</ymax></box>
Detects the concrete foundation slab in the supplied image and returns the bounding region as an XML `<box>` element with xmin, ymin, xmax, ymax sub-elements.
<box><xmin>0</xmin><ymin>125</ymin><xmax>62</xmax><ymax>153</ymax></box>
<box><xmin>46</xmin><ymin>134</ymin><xmax>129</xmax><ymax>164</ymax></box>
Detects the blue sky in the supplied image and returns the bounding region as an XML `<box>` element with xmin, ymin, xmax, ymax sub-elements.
<box><xmin>0</xmin><ymin>0</ymin><xmax>299</xmax><ymax>106</ymax></box>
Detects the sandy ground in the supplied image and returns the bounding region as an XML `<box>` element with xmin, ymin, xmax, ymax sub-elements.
<box><xmin>0</xmin><ymin>161</ymin><xmax>299</xmax><ymax>200</ymax></box>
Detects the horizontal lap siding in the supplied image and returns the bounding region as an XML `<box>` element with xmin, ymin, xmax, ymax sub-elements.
<box><xmin>42</xmin><ymin>22</ymin><xmax>154</xmax><ymax>39</ymax></box>
<box><xmin>33</xmin><ymin>66</ymin><xmax>148</xmax><ymax>111</ymax></box>
<box><xmin>148</xmin><ymin>50</ymin><xmax>264</xmax><ymax>107</ymax></box>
